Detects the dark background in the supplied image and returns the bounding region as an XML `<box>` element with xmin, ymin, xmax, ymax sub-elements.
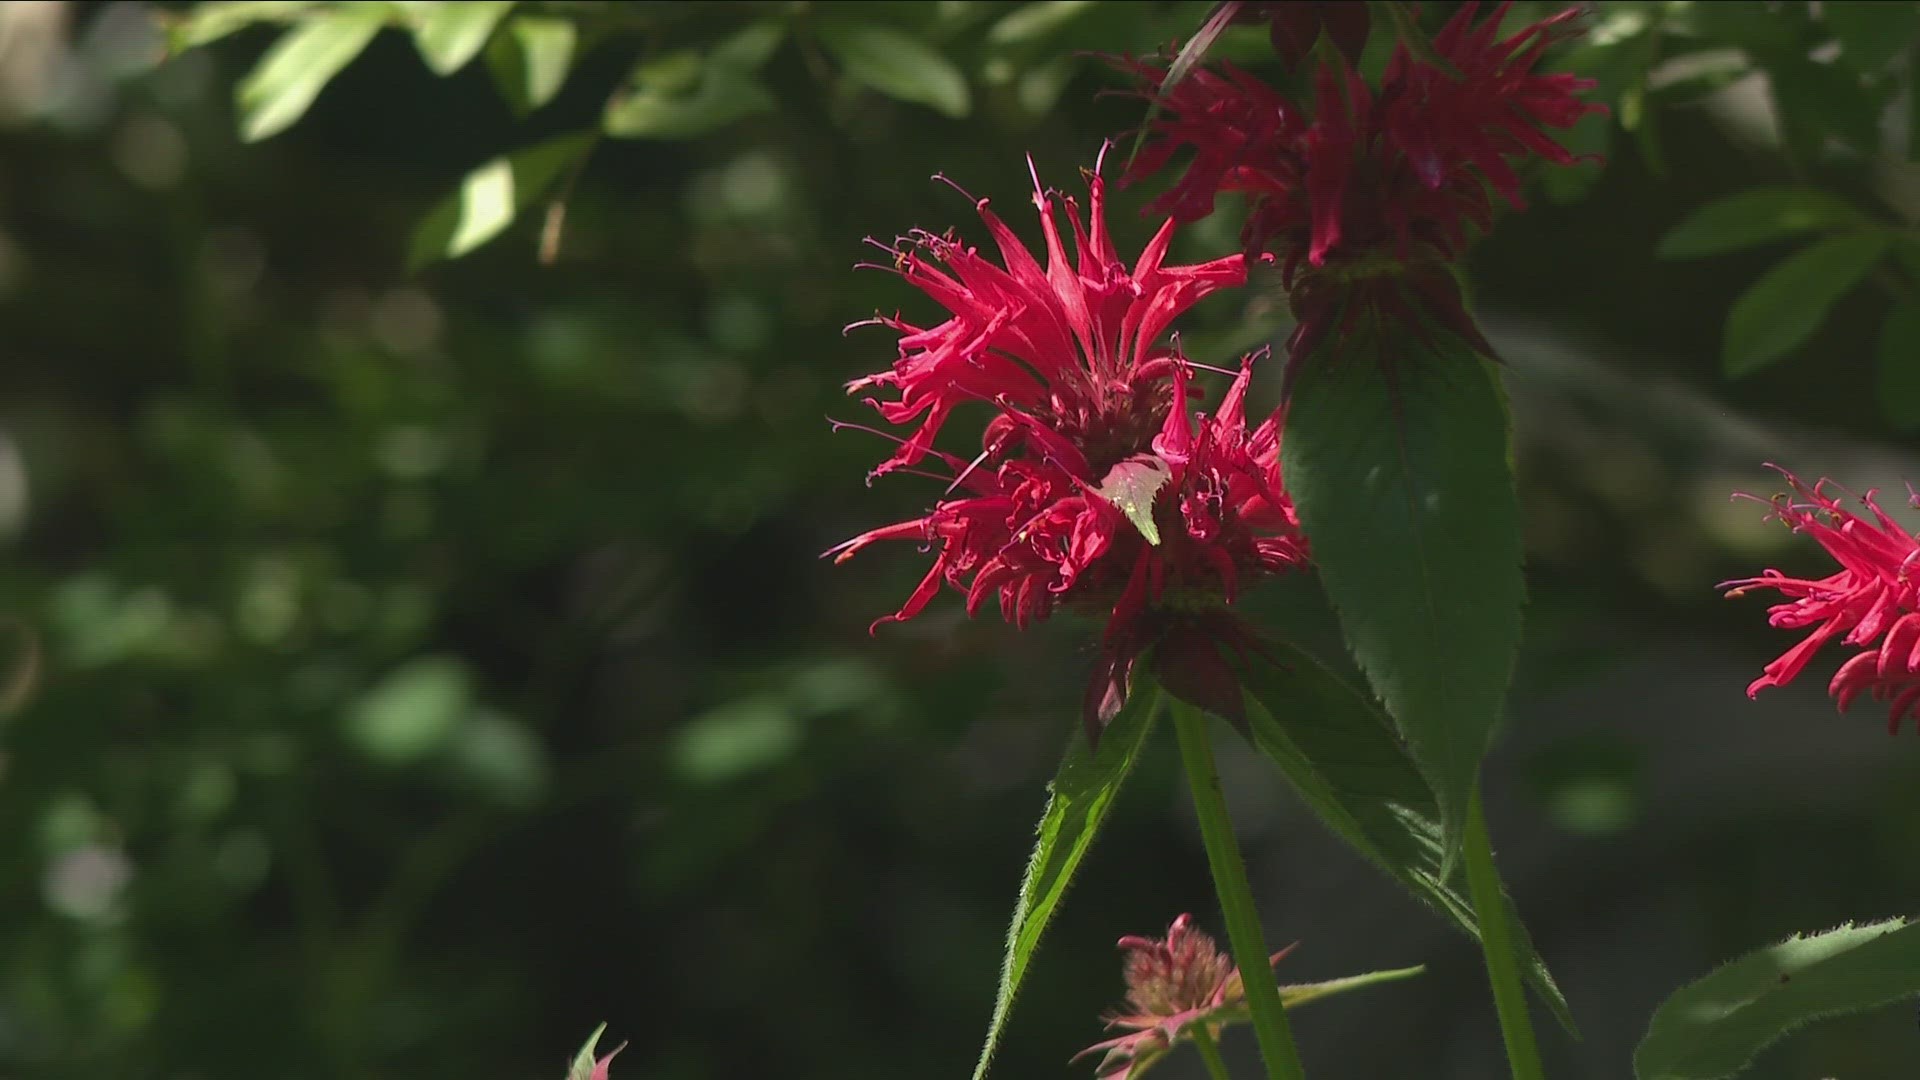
<box><xmin>1</xmin><ymin>2</ymin><xmax>1916</xmax><ymax>1078</ymax></box>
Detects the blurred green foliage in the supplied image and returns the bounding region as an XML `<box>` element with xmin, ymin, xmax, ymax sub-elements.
<box><xmin>0</xmin><ymin>2</ymin><xmax>1917</xmax><ymax>1079</ymax></box>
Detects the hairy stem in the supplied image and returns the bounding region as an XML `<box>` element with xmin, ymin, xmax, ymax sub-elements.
<box><xmin>1464</xmin><ymin>784</ymin><xmax>1548</xmax><ymax>1080</ymax></box>
<box><xmin>1191</xmin><ymin>1024</ymin><xmax>1235</xmax><ymax>1080</ymax></box>
<box><xmin>1169</xmin><ymin>696</ymin><xmax>1309</xmax><ymax>1080</ymax></box>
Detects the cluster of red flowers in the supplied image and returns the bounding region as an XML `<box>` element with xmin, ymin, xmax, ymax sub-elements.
<box><xmin>1723</xmin><ymin>469</ymin><xmax>1920</xmax><ymax>733</ymax></box>
<box><xmin>828</xmin><ymin>162</ymin><xmax>1308</xmax><ymax>740</ymax></box>
<box><xmin>1120</xmin><ymin>1</ymin><xmax>1602</xmax><ymax>373</ymax></box>
<box><xmin>831</xmin><ymin>3</ymin><xmax>1601</xmax><ymax>741</ymax></box>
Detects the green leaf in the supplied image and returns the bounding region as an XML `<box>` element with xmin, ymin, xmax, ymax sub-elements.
<box><xmin>1722</xmin><ymin>233</ymin><xmax>1889</xmax><ymax>377</ymax></box>
<box><xmin>1279</xmin><ymin>342</ymin><xmax>1523</xmax><ymax>864</ymax></box>
<box><xmin>1094</xmin><ymin>455</ymin><xmax>1172</xmax><ymax>546</ymax></box>
<box><xmin>344</xmin><ymin>655</ymin><xmax>472</xmax><ymax>765</ymax></box>
<box><xmin>409</xmin><ymin>131</ymin><xmax>595</xmax><ymax>267</ymax></box>
<box><xmin>411</xmin><ymin>0</ymin><xmax>514</xmax><ymax>76</ymax></box>
<box><xmin>166</xmin><ymin>0</ymin><xmax>323</xmax><ymax>53</ymax></box>
<box><xmin>1768</xmin><ymin>55</ymin><xmax>1882</xmax><ymax>158</ymax></box>
<box><xmin>602</xmin><ymin>22</ymin><xmax>785</xmax><ymax>139</ymax></box>
<box><xmin>969</xmin><ymin>679</ymin><xmax>1162</xmax><ymax>1080</ymax></box>
<box><xmin>1276</xmin><ymin>964</ymin><xmax>1426</xmax><ymax>1008</ymax></box>
<box><xmin>1876</xmin><ymin>301</ymin><xmax>1920</xmax><ymax>429</ymax></box>
<box><xmin>567</xmin><ymin>1022</ymin><xmax>624</xmax><ymax>1079</ymax></box>
<box><xmin>1239</xmin><ymin>640</ymin><xmax>1575</xmax><ymax>1031</ymax></box>
<box><xmin>486</xmin><ymin>15</ymin><xmax>576</xmax><ymax>114</ymax></box>
<box><xmin>1657</xmin><ymin>186</ymin><xmax>1864</xmax><ymax>259</ymax></box>
<box><xmin>1824</xmin><ymin>1</ymin><xmax>1920</xmax><ymax>73</ymax></box>
<box><xmin>235</xmin><ymin>6</ymin><xmax>386</xmax><ymax>142</ymax></box>
<box><xmin>1635</xmin><ymin>918</ymin><xmax>1920</xmax><ymax>1080</ymax></box>
<box><xmin>986</xmin><ymin>0</ymin><xmax>1097</xmax><ymax>46</ymax></box>
<box><xmin>816</xmin><ymin>23</ymin><xmax>971</xmax><ymax>118</ymax></box>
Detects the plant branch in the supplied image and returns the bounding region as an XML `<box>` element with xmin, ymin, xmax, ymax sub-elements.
<box><xmin>1192</xmin><ymin>1024</ymin><xmax>1235</xmax><ymax>1080</ymax></box>
<box><xmin>1463</xmin><ymin>784</ymin><xmax>1548</xmax><ymax>1080</ymax></box>
<box><xmin>1169</xmin><ymin>695</ymin><xmax>1310</xmax><ymax>1080</ymax></box>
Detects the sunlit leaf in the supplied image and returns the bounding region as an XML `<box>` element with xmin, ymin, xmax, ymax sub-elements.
<box><xmin>970</xmin><ymin>678</ymin><xmax>1162</xmax><ymax>1080</ymax></box>
<box><xmin>1239</xmin><ymin>639</ymin><xmax>1575</xmax><ymax>1030</ymax></box>
<box><xmin>412</xmin><ymin>0</ymin><xmax>514</xmax><ymax>76</ymax></box>
<box><xmin>1280</xmin><ymin>339</ymin><xmax>1523</xmax><ymax>864</ymax></box>
<box><xmin>1657</xmin><ymin>186</ymin><xmax>1864</xmax><ymax>259</ymax></box>
<box><xmin>166</xmin><ymin>0</ymin><xmax>322</xmax><ymax>54</ymax></box>
<box><xmin>1635</xmin><ymin>919</ymin><xmax>1920</xmax><ymax>1080</ymax></box>
<box><xmin>486</xmin><ymin>15</ymin><xmax>576</xmax><ymax>114</ymax></box>
<box><xmin>409</xmin><ymin>131</ymin><xmax>595</xmax><ymax>267</ymax></box>
<box><xmin>986</xmin><ymin>0</ymin><xmax>1097</xmax><ymax>45</ymax></box>
<box><xmin>603</xmin><ymin>22</ymin><xmax>785</xmax><ymax>138</ymax></box>
<box><xmin>816</xmin><ymin>23</ymin><xmax>971</xmax><ymax>118</ymax></box>
<box><xmin>1722</xmin><ymin>233</ymin><xmax>1889</xmax><ymax>377</ymax></box>
<box><xmin>1094</xmin><ymin>455</ymin><xmax>1172</xmax><ymax>546</ymax></box>
<box><xmin>345</xmin><ymin>655</ymin><xmax>472</xmax><ymax>766</ymax></box>
<box><xmin>235</xmin><ymin>6</ymin><xmax>386</xmax><ymax>142</ymax></box>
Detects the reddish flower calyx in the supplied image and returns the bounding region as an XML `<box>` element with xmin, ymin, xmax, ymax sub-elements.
<box><xmin>1722</xmin><ymin>467</ymin><xmax>1920</xmax><ymax>733</ymax></box>
<box><xmin>1072</xmin><ymin>914</ymin><xmax>1296</xmax><ymax>1080</ymax></box>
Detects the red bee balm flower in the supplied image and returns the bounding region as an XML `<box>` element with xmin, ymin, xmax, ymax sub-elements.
<box><xmin>1071</xmin><ymin>914</ymin><xmax>1295</xmax><ymax>1080</ymax></box>
<box><xmin>830</xmin><ymin>160</ymin><xmax>1309</xmax><ymax>741</ymax></box>
<box><xmin>1722</xmin><ymin>468</ymin><xmax>1920</xmax><ymax>733</ymax></box>
<box><xmin>1119</xmin><ymin>1</ymin><xmax>1601</xmax><ymax>371</ymax></box>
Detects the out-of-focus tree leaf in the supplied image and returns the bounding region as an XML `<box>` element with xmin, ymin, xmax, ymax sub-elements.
<box><xmin>166</xmin><ymin>0</ymin><xmax>322</xmax><ymax>53</ymax></box>
<box><xmin>603</xmin><ymin>22</ymin><xmax>785</xmax><ymax>139</ymax></box>
<box><xmin>1635</xmin><ymin>919</ymin><xmax>1919</xmax><ymax>1080</ymax></box>
<box><xmin>345</xmin><ymin>655</ymin><xmax>473</xmax><ymax>766</ymax></box>
<box><xmin>1822</xmin><ymin>0</ymin><xmax>1920</xmax><ymax>74</ymax></box>
<box><xmin>411</xmin><ymin>0</ymin><xmax>514</xmax><ymax>76</ymax></box>
<box><xmin>986</xmin><ymin>0</ymin><xmax>1097</xmax><ymax>46</ymax></box>
<box><xmin>1722</xmin><ymin>233</ymin><xmax>1889</xmax><ymax>377</ymax></box>
<box><xmin>234</xmin><ymin>5</ymin><xmax>386</xmax><ymax>142</ymax></box>
<box><xmin>816</xmin><ymin>22</ymin><xmax>971</xmax><ymax>118</ymax></box>
<box><xmin>1768</xmin><ymin>54</ymin><xmax>1882</xmax><ymax>159</ymax></box>
<box><xmin>969</xmin><ymin>678</ymin><xmax>1161</xmax><ymax>1080</ymax></box>
<box><xmin>1657</xmin><ymin>186</ymin><xmax>1864</xmax><ymax>259</ymax></box>
<box><xmin>1876</xmin><ymin>300</ymin><xmax>1920</xmax><ymax>429</ymax></box>
<box><xmin>486</xmin><ymin>15</ymin><xmax>576</xmax><ymax>114</ymax></box>
<box><xmin>410</xmin><ymin>131</ymin><xmax>595</xmax><ymax>267</ymax></box>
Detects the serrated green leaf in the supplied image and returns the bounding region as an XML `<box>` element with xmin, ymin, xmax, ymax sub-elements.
<box><xmin>167</xmin><ymin>0</ymin><xmax>323</xmax><ymax>54</ymax></box>
<box><xmin>816</xmin><ymin>23</ymin><xmax>971</xmax><ymax>118</ymax></box>
<box><xmin>602</xmin><ymin>22</ymin><xmax>784</xmax><ymax>139</ymax></box>
<box><xmin>1823</xmin><ymin>0</ymin><xmax>1919</xmax><ymax>74</ymax></box>
<box><xmin>486</xmin><ymin>15</ymin><xmax>575</xmax><ymax>114</ymax></box>
<box><xmin>412</xmin><ymin>0</ymin><xmax>513</xmax><ymax>75</ymax></box>
<box><xmin>409</xmin><ymin>131</ymin><xmax>594</xmax><ymax>267</ymax></box>
<box><xmin>1722</xmin><ymin>233</ymin><xmax>1889</xmax><ymax>377</ymax></box>
<box><xmin>1280</xmin><ymin>342</ymin><xmax>1523</xmax><ymax>865</ymax></box>
<box><xmin>1876</xmin><ymin>300</ymin><xmax>1920</xmax><ymax>428</ymax></box>
<box><xmin>235</xmin><ymin>6</ymin><xmax>386</xmax><ymax>142</ymax></box>
<box><xmin>1635</xmin><ymin>918</ymin><xmax>1920</xmax><ymax>1080</ymax></box>
<box><xmin>1657</xmin><ymin>186</ymin><xmax>1864</xmax><ymax>259</ymax></box>
<box><xmin>1238</xmin><ymin>639</ymin><xmax>1575</xmax><ymax>1031</ymax></box>
<box><xmin>969</xmin><ymin>679</ymin><xmax>1162</xmax><ymax>1080</ymax></box>
<box><xmin>1095</xmin><ymin>455</ymin><xmax>1171</xmax><ymax>546</ymax></box>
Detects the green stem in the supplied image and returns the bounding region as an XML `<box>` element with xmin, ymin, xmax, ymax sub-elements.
<box><xmin>1463</xmin><ymin>785</ymin><xmax>1547</xmax><ymax>1080</ymax></box>
<box><xmin>1190</xmin><ymin>1025</ymin><xmax>1235</xmax><ymax>1080</ymax></box>
<box><xmin>1168</xmin><ymin>696</ymin><xmax>1309</xmax><ymax>1080</ymax></box>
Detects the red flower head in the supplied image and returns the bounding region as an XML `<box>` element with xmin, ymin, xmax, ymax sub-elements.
<box><xmin>1118</xmin><ymin>2</ymin><xmax>1601</xmax><ymax>374</ymax></box>
<box><xmin>1721</xmin><ymin>467</ymin><xmax>1920</xmax><ymax>733</ymax></box>
<box><xmin>1072</xmin><ymin>914</ymin><xmax>1295</xmax><ymax>1080</ymax></box>
<box><xmin>830</xmin><ymin>156</ymin><xmax>1309</xmax><ymax>742</ymax></box>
